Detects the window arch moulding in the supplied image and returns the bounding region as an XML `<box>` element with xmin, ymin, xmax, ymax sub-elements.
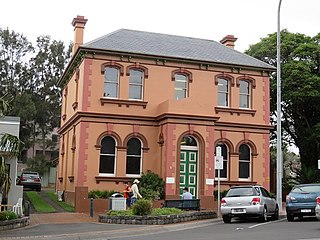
<box><xmin>95</xmin><ymin>131</ymin><xmax>122</xmax><ymax>149</ymax></box>
<box><xmin>123</xmin><ymin>133</ymin><xmax>149</xmax><ymax>152</ymax></box>
<box><xmin>214</xmin><ymin>73</ymin><xmax>235</xmax><ymax>86</ymax></box>
<box><xmin>126</xmin><ymin>63</ymin><xmax>149</xmax><ymax>78</ymax></box>
<box><xmin>171</xmin><ymin>68</ymin><xmax>193</xmax><ymax>82</ymax></box>
<box><xmin>235</xmin><ymin>139</ymin><xmax>258</xmax><ymax>157</ymax></box>
<box><xmin>214</xmin><ymin>138</ymin><xmax>235</xmax><ymax>154</ymax></box>
<box><xmin>236</xmin><ymin>76</ymin><xmax>256</xmax><ymax>88</ymax></box>
<box><xmin>100</xmin><ymin>61</ymin><xmax>124</xmax><ymax>76</ymax></box>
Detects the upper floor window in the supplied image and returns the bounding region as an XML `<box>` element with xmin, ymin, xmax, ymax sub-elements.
<box><xmin>239</xmin><ymin>80</ymin><xmax>250</xmax><ymax>108</ymax></box>
<box><xmin>104</xmin><ymin>67</ymin><xmax>119</xmax><ymax>98</ymax></box>
<box><xmin>129</xmin><ymin>69</ymin><xmax>144</xmax><ymax>100</ymax></box>
<box><xmin>126</xmin><ymin>138</ymin><xmax>142</xmax><ymax>176</ymax></box>
<box><xmin>239</xmin><ymin>144</ymin><xmax>251</xmax><ymax>180</ymax></box>
<box><xmin>99</xmin><ymin>136</ymin><xmax>116</xmax><ymax>175</ymax></box>
<box><xmin>218</xmin><ymin>78</ymin><xmax>229</xmax><ymax>107</ymax></box>
<box><xmin>174</xmin><ymin>74</ymin><xmax>188</xmax><ymax>100</ymax></box>
<box><xmin>215</xmin><ymin>143</ymin><xmax>228</xmax><ymax>179</ymax></box>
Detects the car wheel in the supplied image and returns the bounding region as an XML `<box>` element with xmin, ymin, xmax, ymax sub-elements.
<box><xmin>272</xmin><ymin>206</ymin><xmax>279</xmax><ymax>220</ymax></box>
<box><xmin>287</xmin><ymin>214</ymin><xmax>294</xmax><ymax>222</ymax></box>
<box><xmin>260</xmin><ymin>207</ymin><xmax>268</xmax><ymax>222</ymax></box>
<box><xmin>222</xmin><ymin>215</ymin><xmax>232</xmax><ymax>223</ymax></box>
<box><xmin>36</xmin><ymin>187</ymin><xmax>41</xmax><ymax>192</ymax></box>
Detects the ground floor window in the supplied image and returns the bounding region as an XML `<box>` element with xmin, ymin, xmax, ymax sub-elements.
<box><xmin>239</xmin><ymin>144</ymin><xmax>251</xmax><ymax>179</ymax></box>
<box><xmin>99</xmin><ymin>136</ymin><xmax>116</xmax><ymax>175</ymax></box>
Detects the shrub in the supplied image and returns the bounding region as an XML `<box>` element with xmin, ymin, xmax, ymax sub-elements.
<box><xmin>0</xmin><ymin>211</ymin><xmax>18</xmax><ymax>221</ymax></box>
<box><xmin>88</xmin><ymin>190</ymin><xmax>116</xmax><ymax>199</ymax></box>
<box><xmin>213</xmin><ymin>190</ymin><xmax>228</xmax><ymax>200</ymax></box>
<box><xmin>131</xmin><ymin>199</ymin><xmax>152</xmax><ymax>216</ymax></box>
<box><xmin>139</xmin><ymin>170</ymin><xmax>164</xmax><ymax>200</ymax></box>
<box><xmin>107</xmin><ymin>209</ymin><xmax>134</xmax><ymax>216</ymax></box>
<box><xmin>151</xmin><ymin>207</ymin><xmax>183</xmax><ymax>216</ymax></box>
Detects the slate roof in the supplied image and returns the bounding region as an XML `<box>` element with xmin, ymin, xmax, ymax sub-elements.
<box><xmin>84</xmin><ymin>29</ymin><xmax>274</xmax><ymax>70</ymax></box>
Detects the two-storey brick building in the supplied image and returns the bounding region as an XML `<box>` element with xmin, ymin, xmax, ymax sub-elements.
<box><xmin>56</xmin><ymin>16</ymin><xmax>274</xmax><ymax>209</ymax></box>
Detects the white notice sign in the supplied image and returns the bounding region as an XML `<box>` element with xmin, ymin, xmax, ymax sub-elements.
<box><xmin>318</xmin><ymin>160</ymin><xmax>320</xmax><ymax>169</ymax></box>
<box><xmin>215</xmin><ymin>156</ymin><xmax>223</xmax><ymax>170</ymax></box>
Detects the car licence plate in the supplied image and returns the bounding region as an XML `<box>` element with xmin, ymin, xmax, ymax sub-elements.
<box><xmin>231</xmin><ymin>208</ymin><xmax>246</xmax><ymax>214</ymax></box>
<box><xmin>301</xmin><ymin>209</ymin><xmax>311</xmax><ymax>213</ymax></box>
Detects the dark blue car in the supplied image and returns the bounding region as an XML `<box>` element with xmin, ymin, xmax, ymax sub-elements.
<box><xmin>286</xmin><ymin>184</ymin><xmax>320</xmax><ymax>221</ymax></box>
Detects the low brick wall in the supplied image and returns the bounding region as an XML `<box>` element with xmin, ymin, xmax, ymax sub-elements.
<box><xmin>99</xmin><ymin>211</ymin><xmax>216</xmax><ymax>225</ymax></box>
<box><xmin>0</xmin><ymin>217</ymin><xmax>30</xmax><ymax>231</ymax></box>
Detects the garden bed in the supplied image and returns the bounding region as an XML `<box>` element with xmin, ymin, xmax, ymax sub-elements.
<box><xmin>0</xmin><ymin>217</ymin><xmax>29</xmax><ymax>231</ymax></box>
<box><xmin>99</xmin><ymin>210</ymin><xmax>216</xmax><ymax>225</ymax></box>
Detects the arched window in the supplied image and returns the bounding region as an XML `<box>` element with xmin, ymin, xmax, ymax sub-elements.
<box><xmin>239</xmin><ymin>80</ymin><xmax>250</xmax><ymax>108</ymax></box>
<box><xmin>215</xmin><ymin>143</ymin><xmax>228</xmax><ymax>179</ymax></box>
<box><xmin>104</xmin><ymin>67</ymin><xmax>119</xmax><ymax>98</ymax></box>
<box><xmin>99</xmin><ymin>136</ymin><xmax>116</xmax><ymax>175</ymax></box>
<box><xmin>175</xmin><ymin>74</ymin><xmax>188</xmax><ymax>100</ymax></box>
<box><xmin>239</xmin><ymin>144</ymin><xmax>251</xmax><ymax>179</ymax></box>
<box><xmin>129</xmin><ymin>69</ymin><xmax>144</xmax><ymax>100</ymax></box>
<box><xmin>126</xmin><ymin>138</ymin><xmax>142</xmax><ymax>175</ymax></box>
<box><xmin>218</xmin><ymin>78</ymin><xmax>229</xmax><ymax>107</ymax></box>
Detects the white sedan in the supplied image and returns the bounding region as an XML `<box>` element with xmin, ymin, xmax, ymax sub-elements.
<box><xmin>316</xmin><ymin>196</ymin><xmax>320</xmax><ymax>220</ymax></box>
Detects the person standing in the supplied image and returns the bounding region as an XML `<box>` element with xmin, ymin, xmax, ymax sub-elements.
<box><xmin>182</xmin><ymin>187</ymin><xmax>193</xmax><ymax>200</ymax></box>
<box><xmin>123</xmin><ymin>181</ymin><xmax>132</xmax><ymax>208</ymax></box>
<box><xmin>130</xmin><ymin>179</ymin><xmax>142</xmax><ymax>205</ymax></box>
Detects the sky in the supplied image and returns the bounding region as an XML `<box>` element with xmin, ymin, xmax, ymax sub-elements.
<box><xmin>1</xmin><ymin>0</ymin><xmax>319</xmax><ymax>53</ymax></box>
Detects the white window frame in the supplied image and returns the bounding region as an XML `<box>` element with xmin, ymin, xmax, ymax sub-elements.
<box><xmin>238</xmin><ymin>144</ymin><xmax>251</xmax><ymax>181</ymax></box>
<box><xmin>174</xmin><ymin>74</ymin><xmax>188</xmax><ymax>100</ymax></box>
<box><xmin>218</xmin><ymin>78</ymin><xmax>229</xmax><ymax>107</ymax></box>
<box><xmin>103</xmin><ymin>67</ymin><xmax>119</xmax><ymax>99</ymax></box>
<box><xmin>239</xmin><ymin>80</ymin><xmax>251</xmax><ymax>109</ymax></box>
<box><xmin>126</xmin><ymin>138</ymin><xmax>143</xmax><ymax>178</ymax></box>
<box><xmin>129</xmin><ymin>69</ymin><xmax>144</xmax><ymax>100</ymax></box>
<box><xmin>99</xmin><ymin>136</ymin><xmax>117</xmax><ymax>177</ymax></box>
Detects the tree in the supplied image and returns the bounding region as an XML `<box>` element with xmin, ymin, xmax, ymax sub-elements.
<box><xmin>246</xmin><ymin>30</ymin><xmax>320</xmax><ymax>172</ymax></box>
<box><xmin>0</xmin><ymin>27</ymin><xmax>71</xmax><ymax>166</ymax></box>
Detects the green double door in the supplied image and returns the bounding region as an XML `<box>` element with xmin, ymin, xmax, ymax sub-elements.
<box><xmin>179</xmin><ymin>149</ymin><xmax>198</xmax><ymax>198</ymax></box>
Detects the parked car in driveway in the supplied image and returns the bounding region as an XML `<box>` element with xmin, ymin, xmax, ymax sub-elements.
<box><xmin>286</xmin><ymin>183</ymin><xmax>320</xmax><ymax>221</ymax></box>
<box><xmin>17</xmin><ymin>171</ymin><xmax>41</xmax><ymax>191</ymax></box>
<box><xmin>316</xmin><ymin>196</ymin><xmax>320</xmax><ymax>220</ymax></box>
<box><xmin>220</xmin><ymin>185</ymin><xmax>278</xmax><ymax>223</ymax></box>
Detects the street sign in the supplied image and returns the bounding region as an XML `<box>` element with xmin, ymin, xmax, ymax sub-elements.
<box><xmin>318</xmin><ymin>160</ymin><xmax>320</xmax><ymax>169</ymax></box>
<box><xmin>215</xmin><ymin>156</ymin><xmax>223</xmax><ymax>170</ymax></box>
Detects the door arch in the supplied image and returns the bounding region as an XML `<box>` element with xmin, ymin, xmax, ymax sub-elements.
<box><xmin>179</xmin><ymin>135</ymin><xmax>198</xmax><ymax>198</ymax></box>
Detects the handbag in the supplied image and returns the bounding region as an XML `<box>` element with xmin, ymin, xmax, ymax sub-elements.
<box><xmin>128</xmin><ymin>191</ymin><xmax>134</xmax><ymax>198</ymax></box>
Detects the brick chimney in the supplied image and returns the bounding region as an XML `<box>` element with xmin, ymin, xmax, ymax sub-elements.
<box><xmin>71</xmin><ymin>15</ymin><xmax>88</xmax><ymax>54</ymax></box>
<box><xmin>220</xmin><ymin>35</ymin><xmax>237</xmax><ymax>49</ymax></box>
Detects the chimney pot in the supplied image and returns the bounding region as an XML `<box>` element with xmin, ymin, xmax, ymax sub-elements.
<box><xmin>72</xmin><ymin>15</ymin><xmax>88</xmax><ymax>54</ymax></box>
<box><xmin>220</xmin><ymin>35</ymin><xmax>237</xmax><ymax>49</ymax></box>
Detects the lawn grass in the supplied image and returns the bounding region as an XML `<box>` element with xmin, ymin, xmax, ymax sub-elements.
<box><xmin>46</xmin><ymin>191</ymin><xmax>75</xmax><ymax>212</ymax></box>
<box><xmin>25</xmin><ymin>191</ymin><xmax>56</xmax><ymax>213</ymax></box>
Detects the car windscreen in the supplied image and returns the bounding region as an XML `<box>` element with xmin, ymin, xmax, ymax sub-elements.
<box><xmin>226</xmin><ymin>187</ymin><xmax>256</xmax><ymax>197</ymax></box>
<box><xmin>292</xmin><ymin>185</ymin><xmax>320</xmax><ymax>193</ymax></box>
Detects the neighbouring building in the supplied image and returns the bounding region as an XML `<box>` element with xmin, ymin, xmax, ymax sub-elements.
<box><xmin>0</xmin><ymin>116</ymin><xmax>23</xmax><ymax>205</ymax></box>
<box><xmin>56</xmin><ymin>16</ymin><xmax>274</xmax><ymax>209</ymax></box>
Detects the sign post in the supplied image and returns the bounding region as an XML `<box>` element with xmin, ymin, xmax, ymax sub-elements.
<box><xmin>215</xmin><ymin>146</ymin><xmax>223</xmax><ymax>217</ymax></box>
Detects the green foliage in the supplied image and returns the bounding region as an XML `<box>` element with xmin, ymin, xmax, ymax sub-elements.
<box><xmin>246</xmin><ymin>30</ymin><xmax>320</xmax><ymax>172</ymax></box>
<box><xmin>213</xmin><ymin>190</ymin><xmax>228</xmax><ymax>200</ymax></box>
<box><xmin>26</xmin><ymin>191</ymin><xmax>56</xmax><ymax>213</ymax></box>
<box><xmin>151</xmin><ymin>207</ymin><xmax>183</xmax><ymax>216</ymax></box>
<box><xmin>139</xmin><ymin>170</ymin><xmax>165</xmax><ymax>200</ymax></box>
<box><xmin>0</xmin><ymin>211</ymin><xmax>18</xmax><ymax>221</ymax></box>
<box><xmin>46</xmin><ymin>191</ymin><xmax>74</xmax><ymax>212</ymax></box>
<box><xmin>107</xmin><ymin>209</ymin><xmax>134</xmax><ymax>216</ymax></box>
<box><xmin>0</xmin><ymin>27</ymin><xmax>71</xmax><ymax>161</ymax></box>
<box><xmin>288</xmin><ymin>166</ymin><xmax>320</xmax><ymax>185</ymax></box>
<box><xmin>26</xmin><ymin>155</ymin><xmax>51</xmax><ymax>176</ymax></box>
<box><xmin>88</xmin><ymin>190</ymin><xmax>116</xmax><ymax>199</ymax></box>
<box><xmin>131</xmin><ymin>199</ymin><xmax>152</xmax><ymax>216</ymax></box>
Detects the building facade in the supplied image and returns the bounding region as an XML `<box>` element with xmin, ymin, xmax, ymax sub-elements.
<box><xmin>56</xmin><ymin>16</ymin><xmax>274</xmax><ymax>209</ymax></box>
